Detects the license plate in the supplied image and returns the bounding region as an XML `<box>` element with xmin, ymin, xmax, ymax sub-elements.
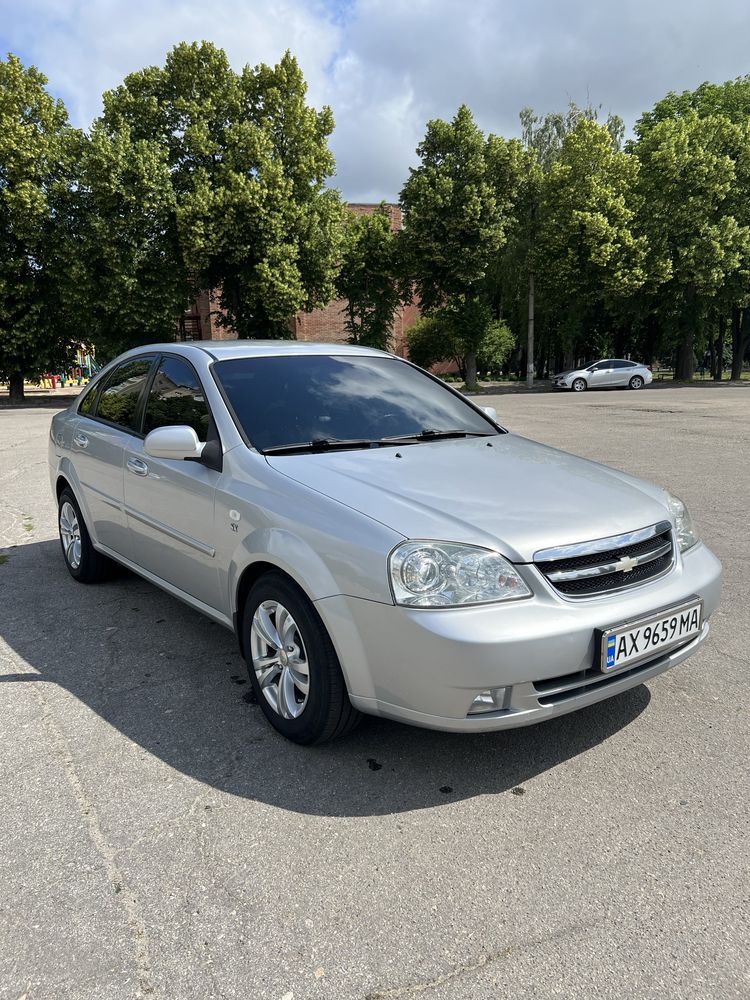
<box><xmin>597</xmin><ymin>598</ymin><xmax>703</xmax><ymax>673</ymax></box>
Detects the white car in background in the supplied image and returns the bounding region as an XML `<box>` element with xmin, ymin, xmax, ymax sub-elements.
<box><xmin>554</xmin><ymin>359</ymin><xmax>653</xmax><ymax>392</ymax></box>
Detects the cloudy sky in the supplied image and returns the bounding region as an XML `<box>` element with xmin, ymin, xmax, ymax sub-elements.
<box><xmin>2</xmin><ymin>0</ymin><xmax>750</xmax><ymax>200</ymax></box>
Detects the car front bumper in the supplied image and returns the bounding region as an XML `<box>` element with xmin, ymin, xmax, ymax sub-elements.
<box><xmin>315</xmin><ymin>542</ymin><xmax>722</xmax><ymax>732</ymax></box>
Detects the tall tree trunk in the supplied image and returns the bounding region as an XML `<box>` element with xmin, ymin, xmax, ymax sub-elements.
<box><xmin>674</xmin><ymin>290</ymin><xmax>696</xmax><ymax>381</ymax></box>
<box><xmin>731</xmin><ymin>305</ymin><xmax>749</xmax><ymax>381</ymax></box>
<box><xmin>526</xmin><ymin>271</ymin><xmax>535</xmax><ymax>389</ymax></box>
<box><xmin>464</xmin><ymin>351</ymin><xmax>477</xmax><ymax>390</ymax></box>
<box><xmin>9</xmin><ymin>371</ymin><xmax>24</xmax><ymax>404</ymax></box>
<box><xmin>713</xmin><ymin>315</ymin><xmax>725</xmax><ymax>381</ymax></box>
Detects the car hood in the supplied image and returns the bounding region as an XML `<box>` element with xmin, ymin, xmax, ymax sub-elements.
<box><xmin>266</xmin><ymin>434</ymin><xmax>671</xmax><ymax>563</ymax></box>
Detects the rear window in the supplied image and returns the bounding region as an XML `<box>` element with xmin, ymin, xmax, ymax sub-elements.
<box><xmin>214</xmin><ymin>354</ymin><xmax>497</xmax><ymax>452</ymax></box>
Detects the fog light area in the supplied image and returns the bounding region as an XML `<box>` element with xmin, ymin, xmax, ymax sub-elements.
<box><xmin>467</xmin><ymin>686</ymin><xmax>510</xmax><ymax>715</ymax></box>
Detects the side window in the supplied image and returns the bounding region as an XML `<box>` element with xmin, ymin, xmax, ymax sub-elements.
<box><xmin>143</xmin><ymin>356</ymin><xmax>210</xmax><ymax>440</ymax></box>
<box><xmin>612</xmin><ymin>360</ymin><xmax>632</xmax><ymax>370</ymax></box>
<box><xmin>96</xmin><ymin>358</ymin><xmax>154</xmax><ymax>432</ymax></box>
<box><xmin>78</xmin><ymin>381</ymin><xmax>99</xmax><ymax>416</ymax></box>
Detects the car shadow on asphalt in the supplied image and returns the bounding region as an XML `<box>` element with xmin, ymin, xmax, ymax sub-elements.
<box><xmin>0</xmin><ymin>539</ymin><xmax>650</xmax><ymax>817</ymax></box>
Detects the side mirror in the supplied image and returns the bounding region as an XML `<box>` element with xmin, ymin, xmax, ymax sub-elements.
<box><xmin>144</xmin><ymin>425</ymin><xmax>205</xmax><ymax>461</ymax></box>
<box><xmin>481</xmin><ymin>406</ymin><xmax>498</xmax><ymax>422</ymax></box>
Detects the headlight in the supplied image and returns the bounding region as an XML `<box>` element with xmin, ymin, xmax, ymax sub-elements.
<box><xmin>389</xmin><ymin>541</ymin><xmax>531</xmax><ymax>607</ymax></box>
<box><xmin>667</xmin><ymin>494</ymin><xmax>699</xmax><ymax>552</ymax></box>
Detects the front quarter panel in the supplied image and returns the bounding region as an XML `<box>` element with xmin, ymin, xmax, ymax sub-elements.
<box><xmin>216</xmin><ymin>448</ymin><xmax>404</xmax><ymax>617</ymax></box>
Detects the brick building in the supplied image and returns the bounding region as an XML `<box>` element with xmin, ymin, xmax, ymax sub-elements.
<box><xmin>177</xmin><ymin>203</ymin><xmax>420</xmax><ymax>355</ymax></box>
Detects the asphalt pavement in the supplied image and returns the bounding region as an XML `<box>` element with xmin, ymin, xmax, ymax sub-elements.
<box><xmin>1</xmin><ymin>383</ymin><xmax>748</xmax><ymax>1000</ymax></box>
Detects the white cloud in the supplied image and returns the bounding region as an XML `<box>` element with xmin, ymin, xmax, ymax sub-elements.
<box><xmin>2</xmin><ymin>0</ymin><xmax>750</xmax><ymax>200</ymax></box>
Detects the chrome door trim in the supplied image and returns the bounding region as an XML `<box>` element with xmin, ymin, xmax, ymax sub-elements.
<box><xmin>123</xmin><ymin>504</ymin><xmax>216</xmax><ymax>557</ymax></box>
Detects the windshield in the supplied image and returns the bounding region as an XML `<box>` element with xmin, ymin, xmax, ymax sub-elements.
<box><xmin>213</xmin><ymin>354</ymin><xmax>500</xmax><ymax>453</ymax></box>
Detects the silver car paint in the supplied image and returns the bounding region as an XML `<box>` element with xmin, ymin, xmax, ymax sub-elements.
<box><xmin>49</xmin><ymin>341</ymin><xmax>721</xmax><ymax>732</ymax></box>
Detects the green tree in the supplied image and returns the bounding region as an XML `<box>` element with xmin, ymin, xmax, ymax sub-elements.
<box><xmin>509</xmin><ymin>103</ymin><xmax>625</xmax><ymax>382</ymax></box>
<box><xmin>335</xmin><ymin>205</ymin><xmax>402</xmax><ymax>350</ymax></box>
<box><xmin>399</xmin><ymin>106</ymin><xmax>516</xmax><ymax>388</ymax></box>
<box><xmin>62</xmin><ymin>123</ymin><xmax>189</xmax><ymax>360</ymax></box>
<box><xmin>535</xmin><ymin>118</ymin><xmax>650</xmax><ymax>364</ymax></box>
<box><xmin>633</xmin><ymin>108</ymin><xmax>750</xmax><ymax>379</ymax></box>
<box><xmin>0</xmin><ymin>55</ymin><xmax>77</xmax><ymax>401</ymax></box>
<box><xmin>634</xmin><ymin>80</ymin><xmax>750</xmax><ymax>379</ymax></box>
<box><xmin>101</xmin><ymin>42</ymin><xmax>345</xmax><ymax>338</ymax></box>
<box><xmin>406</xmin><ymin>305</ymin><xmax>514</xmax><ymax>381</ymax></box>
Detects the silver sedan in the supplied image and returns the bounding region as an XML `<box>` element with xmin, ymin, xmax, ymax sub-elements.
<box><xmin>49</xmin><ymin>342</ymin><xmax>720</xmax><ymax>744</ymax></box>
<box><xmin>554</xmin><ymin>359</ymin><xmax>653</xmax><ymax>392</ymax></box>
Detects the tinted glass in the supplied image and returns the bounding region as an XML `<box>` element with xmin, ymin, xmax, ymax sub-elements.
<box><xmin>143</xmin><ymin>357</ymin><xmax>210</xmax><ymax>439</ymax></box>
<box><xmin>214</xmin><ymin>355</ymin><xmax>497</xmax><ymax>452</ymax></box>
<box><xmin>612</xmin><ymin>360</ymin><xmax>636</xmax><ymax>369</ymax></box>
<box><xmin>96</xmin><ymin>358</ymin><xmax>153</xmax><ymax>431</ymax></box>
<box><xmin>78</xmin><ymin>382</ymin><xmax>99</xmax><ymax>415</ymax></box>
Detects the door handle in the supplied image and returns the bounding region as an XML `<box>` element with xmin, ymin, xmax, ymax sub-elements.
<box><xmin>126</xmin><ymin>457</ymin><xmax>149</xmax><ymax>477</ymax></box>
<box><xmin>73</xmin><ymin>432</ymin><xmax>89</xmax><ymax>449</ymax></box>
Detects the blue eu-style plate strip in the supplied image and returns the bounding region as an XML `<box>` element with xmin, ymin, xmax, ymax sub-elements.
<box><xmin>607</xmin><ymin>635</ymin><xmax>617</xmax><ymax>669</ymax></box>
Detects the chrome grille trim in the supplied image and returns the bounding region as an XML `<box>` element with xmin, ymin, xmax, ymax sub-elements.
<box><xmin>534</xmin><ymin>520</ymin><xmax>672</xmax><ymax>563</ymax></box>
<box><xmin>534</xmin><ymin>521</ymin><xmax>675</xmax><ymax>598</ymax></box>
<box><xmin>545</xmin><ymin>540</ymin><xmax>672</xmax><ymax>583</ymax></box>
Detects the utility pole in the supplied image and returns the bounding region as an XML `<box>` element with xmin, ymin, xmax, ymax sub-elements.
<box><xmin>526</xmin><ymin>271</ymin><xmax>535</xmax><ymax>389</ymax></box>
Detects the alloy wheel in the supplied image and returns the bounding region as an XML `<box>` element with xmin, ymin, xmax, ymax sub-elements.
<box><xmin>572</xmin><ymin>378</ymin><xmax>586</xmax><ymax>392</ymax></box>
<box><xmin>59</xmin><ymin>501</ymin><xmax>82</xmax><ymax>569</ymax></box>
<box><xmin>250</xmin><ymin>600</ymin><xmax>310</xmax><ymax>719</ymax></box>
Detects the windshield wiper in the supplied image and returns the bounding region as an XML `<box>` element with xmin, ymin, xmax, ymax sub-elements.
<box><xmin>383</xmin><ymin>428</ymin><xmax>495</xmax><ymax>444</ymax></box>
<box><xmin>263</xmin><ymin>437</ymin><xmax>386</xmax><ymax>455</ymax></box>
<box><xmin>263</xmin><ymin>429</ymin><xmax>495</xmax><ymax>455</ymax></box>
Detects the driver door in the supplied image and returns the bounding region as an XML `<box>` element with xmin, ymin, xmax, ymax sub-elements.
<box><xmin>587</xmin><ymin>361</ymin><xmax>615</xmax><ymax>388</ymax></box>
<box><xmin>122</xmin><ymin>354</ymin><xmax>222</xmax><ymax>612</ymax></box>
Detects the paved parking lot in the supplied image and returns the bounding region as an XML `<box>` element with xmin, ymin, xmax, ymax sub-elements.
<box><xmin>1</xmin><ymin>384</ymin><xmax>748</xmax><ymax>1000</ymax></box>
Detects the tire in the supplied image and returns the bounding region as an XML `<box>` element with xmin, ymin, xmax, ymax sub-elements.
<box><xmin>58</xmin><ymin>487</ymin><xmax>114</xmax><ymax>583</ymax></box>
<box><xmin>629</xmin><ymin>375</ymin><xmax>644</xmax><ymax>390</ymax></box>
<box><xmin>572</xmin><ymin>378</ymin><xmax>587</xmax><ymax>392</ymax></box>
<box><xmin>243</xmin><ymin>572</ymin><xmax>360</xmax><ymax>745</ymax></box>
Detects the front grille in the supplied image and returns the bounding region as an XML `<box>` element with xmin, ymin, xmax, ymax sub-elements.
<box><xmin>535</xmin><ymin>521</ymin><xmax>674</xmax><ymax>598</ymax></box>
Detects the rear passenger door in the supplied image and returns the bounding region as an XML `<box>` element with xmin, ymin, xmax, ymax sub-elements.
<box><xmin>72</xmin><ymin>356</ymin><xmax>156</xmax><ymax>555</ymax></box>
<box><xmin>122</xmin><ymin>355</ymin><xmax>222</xmax><ymax>613</ymax></box>
<box><xmin>612</xmin><ymin>360</ymin><xmax>636</xmax><ymax>386</ymax></box>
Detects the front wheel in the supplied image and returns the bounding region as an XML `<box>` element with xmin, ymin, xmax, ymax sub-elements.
<box><xmin>572</xmin><ymin>378</ymin><xmax>587</xmax><ymax>392</ymax></box>
<box><xmin>58</xmin><ymin>488</ymin><xmax>114</xmax><ymax>583</ymax></box>
<box><xmin>243</xmin><ymin>572</ymin><xmax>360</xmax><ymax>744</ymax></box>
<box><xmin>629</xmin><ymin>375</ymin><xmax>644</xmax><ymax>390</ymax></box>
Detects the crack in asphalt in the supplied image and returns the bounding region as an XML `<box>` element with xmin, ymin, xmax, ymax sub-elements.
<box><xmin>364</xmin><ymin>923</ymin><xmax>590</xmax><ymax>999</ymax></box>
<box><xmin>364</xmin><ymin>948</ymin><xmax>511</xmax><ymax>998</ymax></box>
<box><xmin>24</xmin><ymin>669</ymin><xmax>158</xmax><ymax>998</ymax></box>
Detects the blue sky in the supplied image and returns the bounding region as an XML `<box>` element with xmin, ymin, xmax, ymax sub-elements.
<box><xmin>2</xmin><ymin>0</ymin><xmax>750</xmax><ymax>200</ymax></box>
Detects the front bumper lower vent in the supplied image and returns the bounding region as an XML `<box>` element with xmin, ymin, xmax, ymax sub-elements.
<box><xmin>534</xmin><ymin>521</ymin><xmax>674</xmax><ymax>598</ymax></box>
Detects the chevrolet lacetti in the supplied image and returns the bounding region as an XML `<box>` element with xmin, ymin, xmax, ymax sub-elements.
<box><xmin>49</xmin><ymin>342</ymin><xmax>722</xmax><ymax>744</ymax></box>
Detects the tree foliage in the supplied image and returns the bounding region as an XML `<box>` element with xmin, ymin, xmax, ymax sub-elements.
<box><xmin>100</xmin><ymin>43</ymin><xmax>345</xmax><ymax>339</ymax></box>
<box><xmin>0</xmin><ymin>55</ymin><xmax>78</xmax><ymax>399</ymax></box>
<box><xmin>400</xmin><ymin>105</ymin><xmax>523</xmax><ymax>387</ymax></box>
<box><xmin>335</xmin><ymin>205</ymin><xmax>402</xmax><ymax>350</ymax></box>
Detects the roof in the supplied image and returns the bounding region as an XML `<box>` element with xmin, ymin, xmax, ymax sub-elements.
<box><xmin>179</xmin><ymin>340</ymin><xmax>392</xmax><ymax>360</ymax></box>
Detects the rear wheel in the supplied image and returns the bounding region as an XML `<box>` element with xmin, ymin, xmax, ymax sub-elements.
<box><xmin>58</xmin><ymin>488</ymin><xmax>113</xmax><ymax>583</ymax></box>
<box><xmin>243</xmin><ymin>572</ymin><xmax>360</xmax><ymax>744</ymax></box>
<box><xmin>629</xmin><ymin>375</ymin><xmax>644</xmax><ymax>390</ymax></box>
<box><xmin>572</xmin><ymin>378</ymin><xmax>587</xmax><ymax>392</ymax></box>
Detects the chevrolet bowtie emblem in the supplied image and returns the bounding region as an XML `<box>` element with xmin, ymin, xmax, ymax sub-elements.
<box><xmin>616</xmin><ymin>555</ymin><xmax>638</xmax><ymax>573</ymax></box>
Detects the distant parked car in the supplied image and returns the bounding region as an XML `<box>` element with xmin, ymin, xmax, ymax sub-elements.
<box><xmin>554</xmin><ymin>359</ymin><xmax>653</xmax><ymax>392</ymax></box>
